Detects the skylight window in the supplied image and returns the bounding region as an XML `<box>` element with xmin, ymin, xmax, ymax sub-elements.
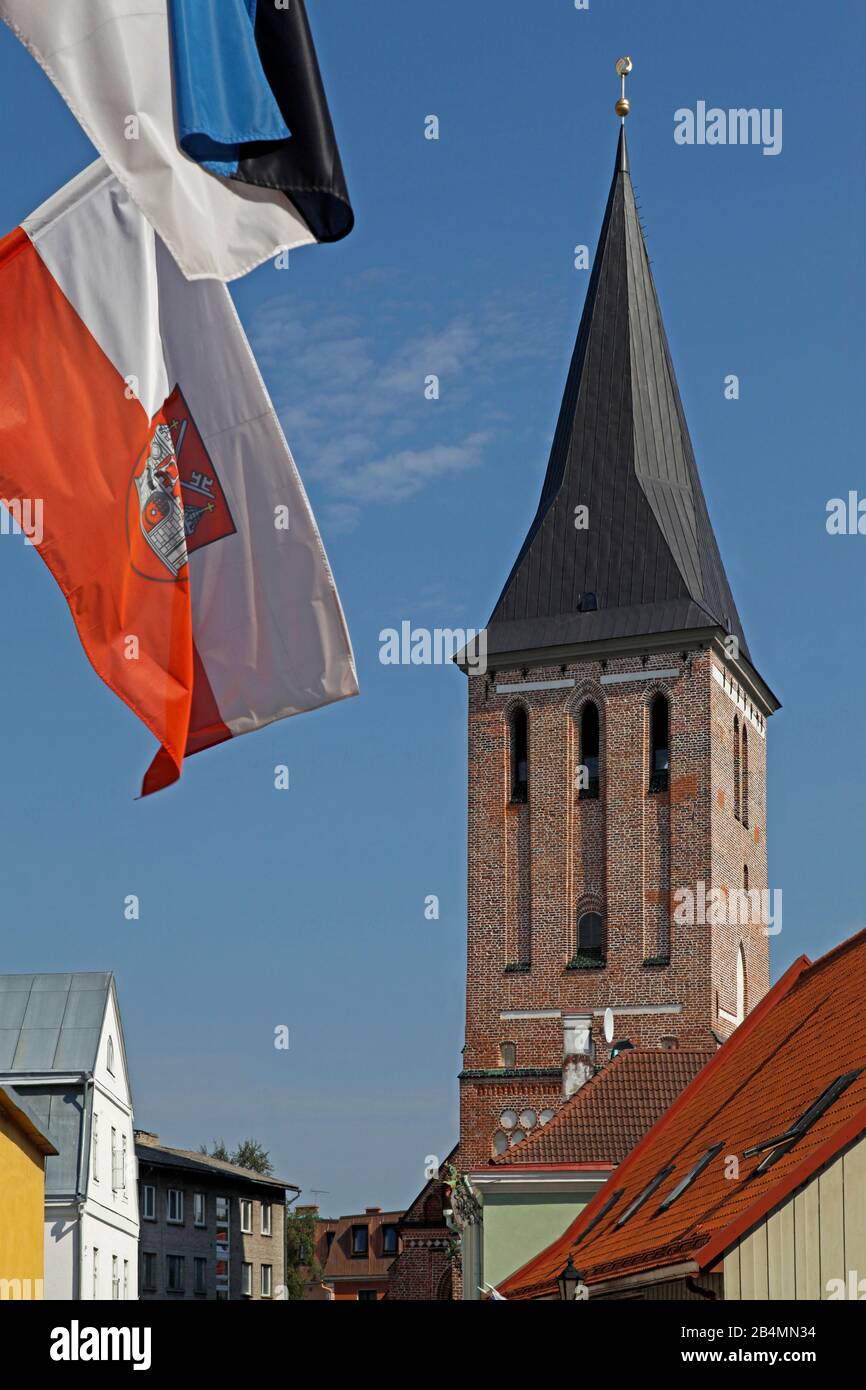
<box><xmin>573</xmin><ymin>1188</ymin><xmax>624</xmax><ymax>1247</ymax></box>
<box><xmin>615</xmin><ymin>1167</ymin><xmax>674</xmax><ymax>1229</ymax></box>
<box><xmin>743</xmin><ymin>1069</ymin><xmax>863</xmax><ymax>1176</ymax></box>
<box><xmin>656</xmin><ymin>1143</ymin><xmax>725</xmax><ymax>1214</ymax></box>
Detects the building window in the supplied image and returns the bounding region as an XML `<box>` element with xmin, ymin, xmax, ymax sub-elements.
<box><xmin>240</xmin><ymin>1198</ymin><xmax>253</xmax><ymax>1234</ymax></box>
<box><xmin>194</xmin><ymin>1257</ymin><xmax>207</xmax><ymax>1295</ymax></box>
<box><xmin>736</xmin><ymin>944</ymin><xmax>747</xmax><ymax>1024</ymax></box>
<box><xmin>575</xmin><ymin>910</ymin><xmax>605</xmax><ymax>965</ymax></box>
<box><xmin>167</xmin><ymin>1188</ymin><xmax>184</xmax><ymax>1224</ymax></box>
<box><xmin>260</xmin><ymin>1202</ymin><xmax>271</xmax><ymax>1236</ymax></box>
<box><xmin>509</xmin><ymin>706</ymin><xmax>528</xmax><ymax>802</ymax></box>
<box><xmin>733</xmin><ymin>716</ymin><xmax>741</xmax><ymax>820</ymax></box>
<box><xmin>382</xmin><ymin>1225</ymin><xmax>399</xmax><ymax>1255</ymax></box>
<box><xmin>123</xmin><ymin>1260</ymin><xmax>129</xmax><ymax>1301</ymax></box>
<box><xmin>112</xmin><ymin>1255</ymin><xmax>120</xmax><ymax>1300</ymax></box>
<box><xmin>141</xmin><ymin>1184</ymin><xmax>155</xmax><ymax>1221</ymax></box>
<box><xmin>579</xmin><ymin>701</ymin><xmax>600</xmax><ymax>799</ymax></box>
<box><xmin>110</xmin><ymin>1127</ymin><xmax>119</xmax><ymax>1191</ymax></box>
<box><xmin>649</xmin><ymin>694</ymin><xmax>670</xmax><ymax>793</ymax></box>
<box><xmin>358</xmin><ymin>1289</ymin><xmax>378</xmax><ymax>1301</ymax></box>
<box><xmin>498</xmin><ymin>1041</ymin><xmax>516</xmax><ymax>1069</ymax></box>
<box><xmin>241</xmin><ymin>1262</ymin><xmax>253</xmax><ymax>1297</ymax></box>
<box><xmin>741</xmin><ymin>723</ymin><xmax>749</xmax><ymax>827</ymax></box>
<box><xmin>92</xmin><ymin>1248</ymin><xmax>99</xmax><ymax>1300</ymax></box>
<box><xmin>109</xmin><ymin>1128</ymin><xmax>126</xmax><ymax>1195</ymax></box>
<box><xmin>194</xmin><ymin>1192</ymin><xmax>206</xmax><ymax>1227</ymax></box>
<box><xmin>351</xmin><ymin>1224</ymin><xmax>369</xmax><ymax>1257</ymax></box>
<box><xmin>107</xmin><ymin>1035</ymin><xmax>115</xmax><ymax>1075</ymax></box>
<box><xmin>660</xmin><ymin>1036</ymin><xmax>678</xmax><ymax>1050</ymax></box>
<box><xmin>261</xmin><ymin>1263</ymin><xmax>273</xmax><ymax>1298</ymax></box>
<box><xmin>166</xmin><ymin>1255</ymin><xmax>185</xmax><ymax>1294</ymax></box>
<box><xmin>92</xmin><ymin>1113</ymin><xmax>99</xmax><ymax>1183</ymax></box>
<box><xmin>215</xmin><ymin>1195</ymin><xmax>229</xmax><ymax>1222</ymax></box>
<box><xmin>141</xmin><ymin>1252</ymin><xmax>157</xmax><ymax>1293</ymax></box>
<box><xmin>325</xmin><ymin>1230</ymin><xmax>336</xmax><ymax>1253</ymax></box>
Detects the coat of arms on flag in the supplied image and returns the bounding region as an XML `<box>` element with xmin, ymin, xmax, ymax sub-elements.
<box><xmin>129</xmin><ymin>387</ymin><xmax>236</xmax><ymax>583</ymax></box>
<box><xmin>0</xmin><ymin>162</ymin><xmax>358</xmax><ymax>796</ymax></box>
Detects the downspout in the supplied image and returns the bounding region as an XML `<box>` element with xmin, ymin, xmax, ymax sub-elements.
<box><xmin>77</xmin><ymin>1076</ymin><xmax>94</xmax><ymax>1299</ymax></box>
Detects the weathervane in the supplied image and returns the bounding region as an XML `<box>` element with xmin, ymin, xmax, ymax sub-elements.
<box><xmin>615</xmin><ymin>56</ymin><xmax>633</xmax><ymax>120</ymax></box>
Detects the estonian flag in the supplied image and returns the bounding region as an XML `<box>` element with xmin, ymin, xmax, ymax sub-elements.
<box><xmin>0</xmin><ymin>0</ymin><xmax>354</xmax><ymax>281</ymax></box>
<box><xmin>0</xmin><ymin>161</ymin><xmax>358</xmax><ymax>795</ymax></box>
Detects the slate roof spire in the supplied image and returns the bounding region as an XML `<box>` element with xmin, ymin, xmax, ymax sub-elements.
<box><xmin>487</xmin><ymin>123</ymin><xmax>754</xmax><ymax>672</ymax></box>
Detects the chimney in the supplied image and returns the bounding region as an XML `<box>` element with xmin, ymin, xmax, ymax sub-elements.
<box><xmin>562</xmin><ymin>1014</ymin><xmax>594</xmax><ymax>1098</ymax></box>
<box><xmin>134</xmin><ymin>1130</ymin><xmax>159</xmax><ymax>1143</ymax></box>
<box><xmin>365</xmin><ymin>1206</ymin><xmax>381</xmax><ymax>1214</ymax></box>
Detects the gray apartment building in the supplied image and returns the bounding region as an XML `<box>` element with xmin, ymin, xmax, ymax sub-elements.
<box><xmin>135</xmin><ymin>1131</ymin><xmax>299</xmax><ymax>1300</ymax></box>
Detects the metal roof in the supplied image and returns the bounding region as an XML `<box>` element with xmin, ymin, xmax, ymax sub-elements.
<box><xmin>0</xmin><ymin>973</ymin><xmax>112</xmax><ymax>1073</ymax></box>
<box><xmin>0</xmin><ymin>1084</ymin><xmax>58</xmax><ymax>1156</ymax></box>
<box><xmin>10</xmin><ymin>1083</ymin><xmax>87</xmax><ymax>1197</ymax></box>
<box><xmin>487</xmin><ymin>129</ymin><xmax>752</xmax><ymax>667</ymax></box>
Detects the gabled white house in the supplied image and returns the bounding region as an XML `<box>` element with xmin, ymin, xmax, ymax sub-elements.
<box><xmin>0</xmin><ymin>973</ymin><xmax>139</xmax><ymax>1299</ymax></box>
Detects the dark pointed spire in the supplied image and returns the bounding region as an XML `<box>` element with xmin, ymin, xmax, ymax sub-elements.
<box><xmin>487</xmin><ymin>127</ymin><xmax>753</xmax><ymax>670</ymax></box>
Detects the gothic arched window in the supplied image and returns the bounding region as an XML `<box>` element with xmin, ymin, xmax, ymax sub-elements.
<box><xmin>510</xmin><ymin>706</ymin><xmax>528</xmax><ymax>803</ymax></box>
<box><xmin>649</xmin><ymin>695</ymin><xmax>670</xmax><ymax>793</ymax></box>
<box><xmin>576</xmin><ymin>911</ymin><xmax>605</xmax><ymax>963</ymax></box>
<box><xmin>580</xmin><ymin>701</ymin><xmax>600</xmax><ymax>799</ymax></box>
<box><xmin>741</xmin><ymin>724</ymin><xmax>749</xmax><ymax>828</ymax></box>
<box><xmin>733</xmin><ymin>717</ymin><xmax>741</xmax><ymax>821</ymax></box>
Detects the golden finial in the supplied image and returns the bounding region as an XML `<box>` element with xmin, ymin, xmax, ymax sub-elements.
<box><xmin>615</xmin><ymin>56</ymin><xmax>633</xmax><ymax>120</ymax></box>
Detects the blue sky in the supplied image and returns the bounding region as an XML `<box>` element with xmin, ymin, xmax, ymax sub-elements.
<box><xmin>0</xmin><ymin>1</ymin><xmax>864</xmax><ymax>1215</ymax></box>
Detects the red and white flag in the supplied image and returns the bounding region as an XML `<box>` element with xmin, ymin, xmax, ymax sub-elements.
<box><xmin>0</xmin><ymin>160</ymin><xmax>358</xmax><ymax>795</ymax></box>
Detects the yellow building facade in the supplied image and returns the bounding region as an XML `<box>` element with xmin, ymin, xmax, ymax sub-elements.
<box><xmin>0</xmin><ymin>1086</ymin><xmax>56</xmax><ymax>1300</ymax></box>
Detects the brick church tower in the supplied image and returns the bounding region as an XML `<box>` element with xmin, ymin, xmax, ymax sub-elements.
<box><xmin>457</xmin><ymin>123</ymin><xmax>780</xmax><ymax>1171</ymax></box>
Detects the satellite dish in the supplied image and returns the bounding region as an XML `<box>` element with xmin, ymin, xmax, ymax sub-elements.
<box><xmin>603</xmin><ymin>1008</ymin><xmax>615</xmax><ymax>1044</ymax></box>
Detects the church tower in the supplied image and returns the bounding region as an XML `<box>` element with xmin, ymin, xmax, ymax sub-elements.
<box><xmin>458</xmin><ymin>90</ymin><xmax>779</xmax><ymax>1170</ymax></box>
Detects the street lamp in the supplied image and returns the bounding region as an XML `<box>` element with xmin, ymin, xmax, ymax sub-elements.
<box><xmin>557</xmin><ymin>1255</ymin><xmax>583</xmax><ymax>1301</ymax></box>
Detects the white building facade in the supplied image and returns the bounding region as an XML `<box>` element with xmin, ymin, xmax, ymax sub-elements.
<box><xmin>0</xmin><ymin>973</ymin><xmax>139</xmax><ymax>1299</ymax></box>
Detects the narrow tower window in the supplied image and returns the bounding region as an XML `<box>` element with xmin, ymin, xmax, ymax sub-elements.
<box><xmin>510</xmin><ymin>706</ymin><xmax>528</xmax><ymax>803</ymax></box>
<box><xmin>733</xmin><ymin>716</ymin><xmax>741</xmax><ymax>821</ymax></box>
<box><xmin>579</xmin><ymin>701</ymin><xmax>600</xmax><ymax>799</ymax></box>
<box><xmin>741</xmin><ymin>723</ymin><xmax>749</xmax><ymax>828</ymax></box>
<box><xmin>648</xmin><ymin>695</ymin><xmax>669</xmax><ymax>793</ymax></box>
<box><xmin>736</xmin><ymin>944</ymin><xmax>747</xmax><ymax>1023</ymax></box>
<box><xmin>576</xmin><ymin>911</ymin><xmax>605</xmax><ymax>964</ymax></box>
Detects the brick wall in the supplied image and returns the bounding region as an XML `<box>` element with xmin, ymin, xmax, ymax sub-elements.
<box><xmin>459</xmin><ymin>643</ymin><xmax>772</xmax><ymax>1169</ymax></box>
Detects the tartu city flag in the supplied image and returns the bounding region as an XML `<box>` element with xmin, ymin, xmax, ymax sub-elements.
<box><xmin>0</xmin><ymin>161</ymin><xmax>358</xmax><ymax>795</ymax></box>
<box><xmin>0</xmin><ymin>0</ymin><xmax>353</xmax><ymax>281</ymax></box>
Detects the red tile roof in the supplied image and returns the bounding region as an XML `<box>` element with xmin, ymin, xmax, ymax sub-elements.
<box><xmin>492</xmin><ymin>1049</ymin><xmax>714</xmax><ymax>1168</ymax></box>
<box><xmin>499</xmin><ymin>927</ymin><xmax>866</xmax><ymax>1299</ymax></box>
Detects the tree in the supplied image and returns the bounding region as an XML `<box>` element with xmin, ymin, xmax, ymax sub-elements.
<box><xmin>199</xmin><ymin>1139</ymin><xmax>232</xmax><ymax>1162</ymax></box>
<box><xmin>231</xmin><ymin>1138</ymin><xmax>273</xmax><ymax>1176</ymax></box>
<box><xmin>198</xmin><ymin>1138</ymin><xmax>274</xmax><ymax>1175</ymax></box>
<box><xmin>284</xmin><ymin>1208</ymin><xmax>322</xmax><ymax>1301</ymax></box>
